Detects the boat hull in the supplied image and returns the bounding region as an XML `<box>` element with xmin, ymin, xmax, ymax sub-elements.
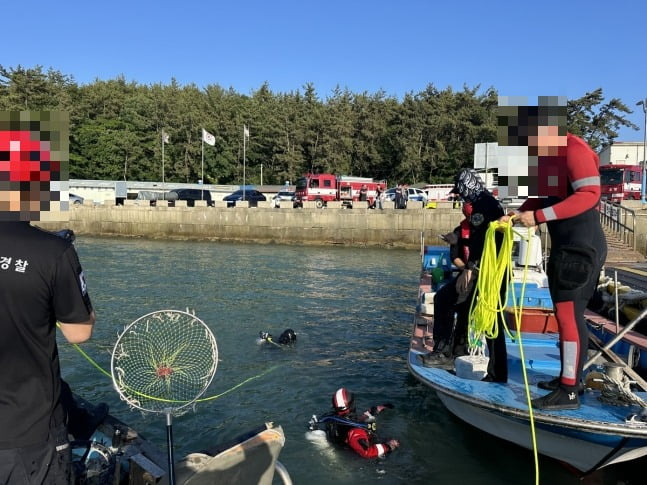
<box><xmin>436</xmin><ymin>390</ymin><xmax>647</xmax><ymax>472</ymax></box>
<box><xmin>408</xmin><ymin>350</ymin><xmax>647</xmax><ymax>473</ymax></box>
<box><xmin>410</xmin><ymin>245</ymin><xmax>647</xmax><ymax>473</ymax></box>
<box><xmin>70</xmin><ymin>395</ymin><xmax>286</xmax><ymax>484</ymax></box>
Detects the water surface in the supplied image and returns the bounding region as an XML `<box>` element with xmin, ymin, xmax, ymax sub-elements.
<box><xmin>59</xmin><ymin>237</ymin><xmax>644</xmax><ymax>484</ymax></box>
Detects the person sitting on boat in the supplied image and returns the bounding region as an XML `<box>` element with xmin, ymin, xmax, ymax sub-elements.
<box><xmin>422</xmin><ymin>201</ymin><xmax>474</xmax><ymax>365</ymax></box>
<box><xmin>441</xmin><ymin>202</ymin><xmax>472</xmax><ymax>272</ymax></box>
<box><xmin>419</xmin><ymin>169</ymin><xmax>507</xmax><ymax>382</ymax></box>
<box><xmin>499</xmin><ymin>103</ymin><xmax>606</xmax><ymax>410</ymax></box>
<box><xmin>257</xmin><ymin>328</ymin><xmax>297</xmax><ymax>346</ymax></box>
<box><xmin>309</xmin><ymin>388</ymin><xmax>400</xmax><ymax>459</ymax></box>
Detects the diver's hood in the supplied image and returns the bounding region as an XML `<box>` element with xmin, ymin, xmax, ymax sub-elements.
<box><xmin>452</xmin><ymin>169</ymin><xmax>485</xmax><ymax>203</ymax></box>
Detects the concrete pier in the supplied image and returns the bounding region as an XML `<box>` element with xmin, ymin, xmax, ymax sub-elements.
<box><xmin>36</xmin><ymin>201</ymin><xmax>647</xmax><ymax>256</ymax></box>
<box><xmin>37</xmin><ymin>203</ymin><xmax>463</xmax><ymax>249</ymax></box>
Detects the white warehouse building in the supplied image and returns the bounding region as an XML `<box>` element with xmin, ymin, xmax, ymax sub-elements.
<box><xmin>598</xmin><ymin>141</ymin><xmax>645</xmax><ymax>166</ymax></box>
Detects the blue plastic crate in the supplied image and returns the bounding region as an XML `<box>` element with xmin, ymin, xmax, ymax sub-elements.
<box><xmin>422</xmin><ymin>245</ymin><xmax>451</xmax><ymax>273</ymax></box>
<box><xmin>506</xmin><ymin>284</ymin><xmax>553</xmax><ymax>309</ymax></box>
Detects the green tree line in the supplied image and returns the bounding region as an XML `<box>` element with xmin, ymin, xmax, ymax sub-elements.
<box><xmin>0</xmin><ymin>65</ymin><xmax>639</xmax><ymax>185</ymax></box>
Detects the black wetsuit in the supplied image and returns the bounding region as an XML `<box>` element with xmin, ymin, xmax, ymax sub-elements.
<box><xmin>433</xmin><ymin>191</ymin><xmax>507</xmax><ymax>381</ymax></box>
<box><xmin>519</xmin><ymin>133</ymin><xmax>607</xmax><ymax>390</ymax></box>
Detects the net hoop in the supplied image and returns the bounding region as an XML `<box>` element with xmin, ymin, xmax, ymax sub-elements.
<box><xmin>110</xmin><ymin>309</ymin><xmax>218</xmax><ymax>415</ymax></box>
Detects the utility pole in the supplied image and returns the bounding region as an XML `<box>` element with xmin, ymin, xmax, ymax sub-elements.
<box><xmin>637</xmin><ymin>99</ymin><xmax>647</xmax><ymax>204</ymax></box>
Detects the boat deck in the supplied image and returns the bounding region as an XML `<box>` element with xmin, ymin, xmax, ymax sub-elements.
<box><xmin>409</xmin><ymin>331</ymin><xmax>647</xmax><ymax>436</ymax></box>
<box><xmin>409</xmin><ymin>246</ymin><xmax>647</xmax><ymax>473</ymax></box>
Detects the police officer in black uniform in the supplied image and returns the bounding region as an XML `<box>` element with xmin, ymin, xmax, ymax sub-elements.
<box><xmin>0</xmin><ymin>221</ymin><xmax>96</xmax><ymax>483</ymax></box>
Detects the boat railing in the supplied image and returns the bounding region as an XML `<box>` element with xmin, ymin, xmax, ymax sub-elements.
<box><xmin>599</xmin><ymin>200</ymin><xmax>636</xmax><ymax>250</ymax></box>
<box><xmin>275</xmin><ymin>461</ymin><xmax>293</xmax><ymax>485</ymax></box>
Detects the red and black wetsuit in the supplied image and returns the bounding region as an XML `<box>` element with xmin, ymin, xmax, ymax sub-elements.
<box><xmin>323</xmin><ymin>409</ymin><xmax>395</xmax><ymax>459</ymax></box>
<box><xmin>518</xmin><ymin>133</ymin><xmax>607</xmax><ymax>389</ymax></box>
<box><xmin>346</xmin><ymin>427</ymin><xmax>392</xmax><ymax>458</ymax></box>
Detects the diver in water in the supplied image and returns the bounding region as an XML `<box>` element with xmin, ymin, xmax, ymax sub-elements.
<box><xmin>257</xmin><ymin>328</ymin><xmax>297</xmax><ymax>346</ymax></box>
<box><xmin>308</xmin><ymin>388</ymin><xmax>400</xmax><ymax>459</ymax></box>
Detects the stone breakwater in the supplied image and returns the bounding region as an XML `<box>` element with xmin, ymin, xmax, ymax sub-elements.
<box><xmin>37</xmin><ymin>201</ymin><xmax>464</xmax><ymax>249</ymax></box>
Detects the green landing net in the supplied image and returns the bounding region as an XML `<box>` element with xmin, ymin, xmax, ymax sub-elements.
<box><xmin>111</xmin><ymin>310</ymin><xmax>218</xmax><ymax>416</ymax></box>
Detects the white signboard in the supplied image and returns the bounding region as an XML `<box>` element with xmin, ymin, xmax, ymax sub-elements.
<box><xmin>473</xmin><ymin>142</ymin><xmax>499</xmax><ymax>169</ymax></box>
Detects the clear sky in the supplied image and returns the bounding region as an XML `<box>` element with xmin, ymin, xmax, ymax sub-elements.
<box><xmin>4</xmin><ymin>0</ymin><xmax>646</xmax><ymax>141</ymax></box>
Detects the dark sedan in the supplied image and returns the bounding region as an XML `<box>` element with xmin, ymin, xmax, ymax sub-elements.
<box><xmin>223</xmin><ymin>189</ymin><xmax>267</xmax><ymax>207</ymax></box>
<box><xmin>167</xmin><ymin>188</ymin><xmax>213</xmax><ymax>207</ymax></box>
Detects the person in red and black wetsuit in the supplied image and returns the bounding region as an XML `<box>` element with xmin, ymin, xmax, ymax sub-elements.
<box><xmin>502</xmin><ymin>115</ymin><xmax>607</xmax><ymax>410</ymax></box>
<box><xmin>317</xmin><ymin>388</ymin><xmax>400</xmax><ymax>459</ymax></box>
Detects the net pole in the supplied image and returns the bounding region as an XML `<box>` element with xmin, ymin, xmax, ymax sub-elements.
<box><xmin>166</xmin><ymin>411</ymin><xmax>176</xmax><ymax>485</ymax></box>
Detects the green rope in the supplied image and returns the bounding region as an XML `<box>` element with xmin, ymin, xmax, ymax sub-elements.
<box><xmin>57</xmin><ymin>323</ymin><xmax>279</xmax><ymax>404</ymax></box>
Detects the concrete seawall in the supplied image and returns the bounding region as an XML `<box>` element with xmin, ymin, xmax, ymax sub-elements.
<box><xmin>38</xmin><ymin>202</ymin><xmax>464</xmax><ymax>249</ymax></box>
<box><xmin>37</xmin><ymin>201</ymin><xmax>647</xmax><ymax>255</ymax></box>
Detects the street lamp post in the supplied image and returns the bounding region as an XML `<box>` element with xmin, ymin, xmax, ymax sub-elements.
<box><xmin>638</xmin><ymin>99</ymin><xmax>647</xmax><ymax>204</ymax></box>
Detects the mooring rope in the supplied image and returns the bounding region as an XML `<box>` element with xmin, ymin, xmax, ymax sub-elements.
<box><xmin>598</xmin><ymin>374</ymin><xmax>647</xmax><ymax>408</ymax></box>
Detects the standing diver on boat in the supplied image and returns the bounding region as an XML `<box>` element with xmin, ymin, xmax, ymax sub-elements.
<box><xmin>499</xmin><ymin>102</ymin><xmax>607</xmax><ymax>410</ymax></box>
<box><xmin>420</xmin><ymin>169</ymin><xmax>508</xmax><ymax>382</ymax></box>
<box><xmin>308</xmin><ymin>388</ymin><xmax>400</xmax><ymax>458</ymax></box>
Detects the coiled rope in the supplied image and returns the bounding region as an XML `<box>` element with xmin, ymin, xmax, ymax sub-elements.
<box><xmin>598</xmin><ymin>374</ymin><xmax>647</xmax><ymax>408</ymax></box>
<box><xmin>467</xmin><ymin>220</ymin><xmax>515</xmax><ymax>344</ymax></box>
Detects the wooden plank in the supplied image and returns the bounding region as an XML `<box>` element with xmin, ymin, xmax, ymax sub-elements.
<box><xmin>588</xmin><ymin>333</ymin><xmax>647</xmax><ymax>392</ymax></box>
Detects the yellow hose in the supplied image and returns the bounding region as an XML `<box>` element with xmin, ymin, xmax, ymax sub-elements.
<box><xmin>468</xmin><ymin>220</ymin><xmax>540</xmax><ymax>485</ymax></box>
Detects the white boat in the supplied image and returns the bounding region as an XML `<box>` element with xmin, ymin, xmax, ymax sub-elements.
<box><xmin>408</xmin><ymin>236</ymin><xmax>647</xmax><ymax>474</ymax></box>
<box><xmin>70</xmin><ymin>394</ymin><xmax>291</xmax><ymax>484</ymax></box>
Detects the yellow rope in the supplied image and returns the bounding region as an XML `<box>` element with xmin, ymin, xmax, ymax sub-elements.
<box><xmin>69</xmin><ymin>341</ymin><xmax>112</xmax><ymax>378</ymax></box>
<box><xmin>467</xmin><ymin>220</ymin><xmax>540</xmax><ymax>485</ymax></box>
<box><xmin>468</xmin><ymin>220</ymin><xmax>514</xmax><ymax>343</ymax></box>
<box><xmin>56</xmin><ymin>322</ymin><xmax>279</xmax><ymax>404</ymax></box>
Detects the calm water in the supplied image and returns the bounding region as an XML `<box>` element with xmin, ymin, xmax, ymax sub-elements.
<box><xmin>59</xmin><ymin>236</ymin><xmax>644</xmax><ymax>485</ymax></box>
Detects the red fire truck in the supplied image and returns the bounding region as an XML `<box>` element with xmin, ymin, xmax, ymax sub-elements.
<box><xmin>295</xmin><ymin>174</ymin><xmax>387</xmax><ymax>208</ymax></box>
<box><xmin>600</xmin><ymin>164</ymin><xmax>643</xmax><ymax>201</ymax></box>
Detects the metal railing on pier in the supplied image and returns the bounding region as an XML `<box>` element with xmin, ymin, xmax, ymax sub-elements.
<box><xmin>599</xmin><ymin>200</ymin><xmax>636</xmax><ymax>250</ymax></box>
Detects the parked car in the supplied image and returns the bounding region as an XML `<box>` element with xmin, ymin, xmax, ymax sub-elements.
<box><xmin>384</xmin><ymin>187</ymin><xmax>428</xmax><ymax>203</ymax></box>
<box><xmin>167</xmin><ymin>188</ymin><xmax>213</xmax><ymax>207</ymax></box>
<box><xmin>271</xmin><ymin>190</ymin><xmax>295</xmax><ymax>208</ymax></box>
<box><xmin>223</xmin><ymin>189</ymin><xmax>267</xmax><ymax>207</ymax></box>
<box><xmin>69</xmin><ymin>193</ymin><xmax>84</xmax><ymax>205</ymax></box>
